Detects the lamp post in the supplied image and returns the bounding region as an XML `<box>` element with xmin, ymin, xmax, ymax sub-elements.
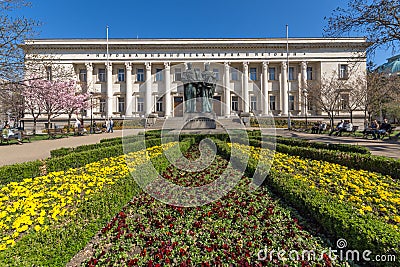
<box><xmin>90</xmin><ymin>92</ymin><xmax>94</xmax><ymax>134</ymax></box>
<box><xmin>303</xmin><ymin>88</ymin><xmax>308</xmax><ymax>129</ymax></box>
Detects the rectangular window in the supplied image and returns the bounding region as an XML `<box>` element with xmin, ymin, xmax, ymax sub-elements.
<box><xmin>98</xmin><ymin>68</ymin><xmax>106</xmax><ymax>82</ymax></box>
<box><xmin>289</xmin><ymin>95</ymin><xmax>295</xmax><ymax>110</ymax></box>
<box><xmin>46</xmin><ymin>66</ymin><xmax>52</xmax><ymax>81</ymax></box>
<box><xmin>341</xmin><ymin>94</ymin><xmax>349</xmax><ymax>110</ymax></box>
<box><xmin>268</xmin><ymin>67</ymin><xmax>275</xmax><ymax>80</ymax></box>
<box><xmin>250</xmin><ymin>96</ymin><xmax>257</xmax><ymax>111</ymax></box>
<box><xmin>137</xmin><ymin>69</ymin><xmax>144</xmax><ymax>82</ymax></box>
<box><xmin>232</xmin><ymin>96</ymin><xmax>239</xmax><ymax>111</ymax></box>
<box><xmin>288</xmin><ymin>67</ymin><xmax>295</xmax><ymax>81</ymax></box>
<box><xmin>231</xmin><ymin>68</ymin><xmax>239</xmax><ymax>81</ymax></box>
<box><xmin>307</xmin><ymin>67</ymin><xmax>313</xmax><ymax>80</ymax></box>
<box><xmin>156</xmin><ymin>97</ymin><xmax>163</xmax><ymax>112</ymax></box>
<box><xmin>213</xmin><ymin>68</ymin><xmax>220</xmax><ymax>81</ymax></box>
<box><xmin>137</xmin><ymin>97</ymin><xmax>144</xmax><ymax>112</ymax></box>
<box><xmin>269</xmin><ymin>95</ymin><xmax>276</xmax><ymax>110</ymax></box>
<box><xmin>155</xmin><ymin>68</ymin><xmax>163</xmax><ymax>81</ymax></box>
<box><xmin>339</xmin><ymin>64</ymin><xmax>348</xmax><ymax>79</ymax></box>
<box><xmin>174</xmin><ymin>68</ymin><xmax>182</xmax><ymax>81</ymax></box>
<box><xmin>118</xmin><ymin>69</ymin><xmax>125</xmax><ymax>82</ymax></box>
<box><xmin>99</xmin><ymin>99</ymin><xmax>106</xmax><ymax>113</ymax></box>
<box><xmin>79</xmin><ymin>69</ymin><xmax>87</xmax><ymax>82</ymax></box>
<box><xmin>250</xmin><ymin>68</ymin><xmax>257</xmax><ymax>81</ymax></box>
<box><xmin>307</xmin><ymin>99</ymin><xmax>313</xmax><ymax>110</ymax></box>
<box><xmin>117</xmin><ymin>97</ymin><xmax>125</xmax><ymax>113</ymax></box>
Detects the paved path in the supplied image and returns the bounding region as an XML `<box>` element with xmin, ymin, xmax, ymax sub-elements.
<box><xmin>0</xmin><ymin>130</ymin><xmax>127</xmax><ymax>167</ymax></box>
<box><xmin>275</xmin><ymin>129</ymin><xmax>400</xmax><ymax>159</ymax></box>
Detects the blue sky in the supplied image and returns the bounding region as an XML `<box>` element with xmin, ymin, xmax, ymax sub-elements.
<box><xmin>14</xmin><ymin>0</ymin><xmax>396</xmax><ymax>66</ymax></box>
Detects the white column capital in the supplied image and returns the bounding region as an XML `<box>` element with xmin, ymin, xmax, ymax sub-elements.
<box><xmin>164</xmin><ymin>62</ymin><xmax>170</xmax><ymax>70</ymax></box>
<box><xmin>125</xmin><ymin>62</ymin><xmax>132</xmax><ymax>71</ymax></box>
<box><xmin>85</xmin><ymin>62</ymin><xmax>93</xmax><ymax>71</ymax></box>
<box><xmin>106</xmin><ymin>62</ymin><xmax>112</xmax><ymax>70</ymax></box>
<box><xmin>300</xmin><ymin>61</ymin><xmax>307</xmax><ymax>71</ymax></box>
<box><xmin>262</xmin><ymin>61</ymin><xmax>269</xmax><ymax>70</ymax></box>
<box><xmin>145</xmin><ymin>62</ymin><xmax>152</xmax><ymax>71</ymax></box>
<box><xmin>224</xmin><ymin>61</ymin><xmax>230</xmax><ymax>68</ymax></box>
<box><xmin>242</xmin><ymin>61</ymin><xmax>249</xmax><ymax>70</ymax></box>
<box><xmin>281</xmin><ymin>61</ymin><xmax>287</xmax><ymax>70</ymax></box>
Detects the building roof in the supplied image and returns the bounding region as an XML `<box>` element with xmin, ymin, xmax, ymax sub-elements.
<box><xmin>377</xmin><ymin>54</ymin><xmax>400</xmax><ymax>75</ymax></box>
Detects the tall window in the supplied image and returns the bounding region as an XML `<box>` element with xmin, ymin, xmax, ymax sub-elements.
<box><xmin>174</xmin><ymin>68</ymin><xmax>182</xmax><ymax>81</ymax></box>
<box><xmin>118</xmin><ymin>69</ymin><xmax>125</xmax><ymax>82</ymax></box>
<box><xmin>269</xmin><ymin>96</ymin><xmax>276</xmax><ymax>110</ymax></box>
<box><xmin>288</xmin><ymin>67</ymin><xmax>295</xmax><ymax>81</ymax></box>
<box><xmin>289</xmin><ymin>95</ymin><xmax>295</xmax><ymax>110</ymax></box>
<box><xmin>268</xmin><ymin>67</ymin><xmax>276</xmax><ymax>80</ymax></box>
<box><xmin>137</xmin><ymin>97</ymin><xmax>144</xmax><ymax>112</ymax></box>
<box><xmin>339</xmin><ymin>64</ymin><xmax>348</xmax><ymax>79</ymax></box>
<box><xmin>155</xmin><ymin>68</ymin><xmax>163</xmax><ymax>81</ymax></box>
<box><xmin>137</xmin><ymin>68</ymin><xmax>144</xmax><ymax>82</ymax></box>
<box><xmin>98</xmin><ymin>68</ymin><xmax>106</xmax><ymax>82</ymax></box>
<box><xmin>79</xmin><ymin>69</ymin><xmax>87</xmax><ymax>82</ymax></box>
<box><xmin>156</xmin><ymin>97</ymin><xmax>163</xmax><ymax>112</ymax></box>
<box><xmin>46</xmin><ymin>66</ymin><xmax>52</xmax><ymax>81</ymax></box>
<box><xmin>250</xmin><ymin>68</ymin><xmax>257</xmax><ymax>81</ymax></box>
<box><xmin>231</xmin><ymin>68</ymin><xmax>239</xmax><ymax>81</ymax></box>
<box><xmin>250</xmin><ymin>96</ymin><xmax>257</xmax><ymax>111</ymax></box>
<box><xmin>232</xmin><ymin>96</ymin><xmax>239</xmax><ymax>111</ymax></box>
<box><xmin>118</xmin><ymin>97</ymin><xmax>125</xmax><ymax>113</ymax></box>
<box><xmin>340</xmin><ymin>94</ymin><xmax>349</xmax><ymax>110</ymax></box>
<box><xmin>213</xmin><ymin>68</ymin><xmax>220</xmax><ymax>81</ymax></box>
<box><xmin>99</xmin><ymin>99</ymin><xmax>106</xmax><ymax>113</ymax></box>
<box><xmin>306</xmin><ymin>67</ymin><xmax>313</xmax><ymax>80</ymax></box>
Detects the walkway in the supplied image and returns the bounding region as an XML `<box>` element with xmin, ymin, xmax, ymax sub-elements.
<box><xmin>0</xmin><ymin>130</ymin><xmax>126</xmax><ymax>167</ymax></box>
<box><xmin>275</xmin><ymin>129</ymin><xmax>400</xmax><ymax>159</ymax></box>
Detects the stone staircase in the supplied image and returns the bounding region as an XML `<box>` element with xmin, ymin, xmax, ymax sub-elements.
<box><xmin>146</xmin><ymin>116</ymin><xmax>245</xmax><ymax>130</ymax></box>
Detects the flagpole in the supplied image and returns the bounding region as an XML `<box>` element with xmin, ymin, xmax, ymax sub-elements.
<box><xmin>286</xmin><ymin>24</ymin><xmax>291</xmax><ymax>130</ymax></box>
<box><xmin>106</xmin><ymin>26</ymin><xmax>109</xmax><ymax>118</ymax></box>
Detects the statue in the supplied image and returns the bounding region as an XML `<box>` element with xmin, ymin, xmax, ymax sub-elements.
<box><xmin>201</xmin><ymin>63</ymin><xmax>217</xmax><ymax>113</ymax></box>
<box><xmin>182</xmin><ymin>62</ymin><xmax>217</xmax><ymax>113</ymax></box>
<box><xmin>182</xmin><ymin>63</ymin><xmax>198</xmax><ymax>113</ymax></box>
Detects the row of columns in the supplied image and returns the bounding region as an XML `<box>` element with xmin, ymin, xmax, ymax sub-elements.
<box><xmin>84</xmin><ymin>61</ymin><xmax>309</xmax><ymax>118</ymax></box>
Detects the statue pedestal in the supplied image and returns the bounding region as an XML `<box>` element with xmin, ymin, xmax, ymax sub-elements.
<box><xmin>183</xmin><ymin>112</ymin><xmax>216</xmax><ymax>129</ymax></box>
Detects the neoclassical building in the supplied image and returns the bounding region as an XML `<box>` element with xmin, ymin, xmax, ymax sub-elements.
<box><xmin>23</xmin><ymin>38</ymin><xmax>367</xmax><ymax>119</ymax></box>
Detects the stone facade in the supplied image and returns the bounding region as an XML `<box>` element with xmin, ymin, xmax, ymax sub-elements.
<box><xmin>23</xmin><ymin>38</ymin><xmax>367</xmax><ymax>119</ymax></box>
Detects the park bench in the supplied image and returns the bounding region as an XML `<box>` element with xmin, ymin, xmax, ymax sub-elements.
<box><xmin>380</xmin><ymin>126</ymin><xmax>397</xmax><ymax>140</ymax></box>
<box><xmin>47</xmin><ymin>128</ymin><xmax>68</xmax><ymax>139</ymax></box>
<box><xmin>335</xmin><ymin>125</ymin><xmax>359</xmax><ymax>137</ymax></box>
<box><xmin>1</xmin><ymin>131</ymin><xmax>31</xmax><ymax>144</ymax></box>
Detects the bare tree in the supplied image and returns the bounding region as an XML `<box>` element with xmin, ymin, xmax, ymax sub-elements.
<box><xmin>345</xmin><ymin>74</ymin><xmax>368</xmax><ymax>123</ymax></box>
<box><xmin>324</xmin><ymin>0</ymin><xmax>400</xmax><ymax>54</ymax></box>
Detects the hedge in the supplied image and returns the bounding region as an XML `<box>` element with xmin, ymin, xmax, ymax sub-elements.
<box><xmin>0</xmin><ymin>161</ymin><xmax>43</xmax><ymax>186</ymax></box>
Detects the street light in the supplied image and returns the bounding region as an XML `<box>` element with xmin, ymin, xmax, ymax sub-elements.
<box><xmin>303</xmin><ymin>88</ymin><xmax>308</xmax><ymax>129</ymax></box>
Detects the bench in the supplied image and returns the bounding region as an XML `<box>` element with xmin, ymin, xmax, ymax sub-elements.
<box><xmin>380</xmin><ymin>126</ymin><xmax>397</xmax><ymax>140</ymax></box>
<box><xmin>1</xmin><ymin>131</ymin><xmax>31</xmax><ymax>144</ymax></box>
<box><xmin>47</xmin><ymin>128</ymin><xmax>68</xmax><ymax>139</ymax></box>
<box><xmin>74</xmin><ymin>127</ymin><xmax>88</xmax><ymax>136</ymax></box>
<box><xmin>335</xmin><ymin>125</ymin><xmax>359</xmax><ymax>137</ymax></box>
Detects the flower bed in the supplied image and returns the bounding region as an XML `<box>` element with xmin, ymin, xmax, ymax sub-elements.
<box><xmin>84</xmin><ymin>144</ymin><xmax>346</xmax><ymax>266</ymax></box>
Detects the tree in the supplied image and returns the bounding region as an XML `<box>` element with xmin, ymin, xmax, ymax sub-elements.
<box><xmin>344</xmin><ymin>74</ymin><xmax>368</xmax><ymax>123</ymax></box>
<box><xmin>64</xmin><ymin>86</ymin><xmax>90</xmax><ymax>133</ymax></box>
<box><xmin>324</xmin><ymin>0</ymin><xmax>400</xmax><ymax>53</ymax></box>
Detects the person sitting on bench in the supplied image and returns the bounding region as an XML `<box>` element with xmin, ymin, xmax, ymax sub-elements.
<box><xmin>377</xmin><ymin>118</ymin><xmax>391</xmax><ymax>139</ymax></box>
<box><xmin>336</xmin><ymin>120</ymin><xmax>353</xmax><ymax>136</ymax></box>
<box><xmin>2</xmin><ymin>124</ymin><xmax>22</xmax><ymax>144</ymax></box>
<box><xmin>329</xmin><ymin>120</ymin><xmax>344</xmax><ymax>136</ymax></box>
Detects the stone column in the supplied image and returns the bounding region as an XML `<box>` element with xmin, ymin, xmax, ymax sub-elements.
<box><xmin>145</xmin><ymin>62</ymin><xmax>152</xmax><ymax>115</ymax></box>
<box><xmin>300</xmin><ymin>61</ymin><xmax>308</xmax><ymax>115</ymax></box>
<box><xmin>224</xmin><ymin>62</ymin><xmax>230</xmax><ymax>117</ymax></box>
<box><xmin>242</xmin><ymin>62</ymin><xmax>250</xmax><ymax>113</ymax></box>
<box><xmin>164</xmin><ymin>62</ymin><xmax>172</xmax><ymax>118</ymax></box>
<box><xmin>262</xmin><ymin>61</ymin><xmax>269</xmax><ymax>115</ymax></box>
<box><xmin>85</xmin><ymin>62</ymin><xmax>94</xmax><ymax>114</ymax></box>
<box><xmin>280</xmin><ymin>61</ymin><xmax>288</xmax><ymax>116</ymax></box>
<box><xmin>106</xmin><ymin>62</ymin><xmax>113</xmax><ymax>118</ymax></box>
<box><xmin>125</xmin><ymin>62</ymin><xmax>133</xmax><ymax>116</ymax></box>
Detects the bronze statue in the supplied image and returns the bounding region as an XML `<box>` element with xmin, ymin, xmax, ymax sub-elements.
<box><xmin>201</xmin><ymin>63</ymin><xmax>217</xmax><ymax>113</ymax></box>
<box><xmin>182</xmin><ymin>63</ymin><xmax>197</xmax><ymax>113</ymax></box>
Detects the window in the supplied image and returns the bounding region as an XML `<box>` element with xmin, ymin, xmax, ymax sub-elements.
<box><xmin>98</xmin><ymin>68</ymin><xmax>106</xmax><ymax>82</ymax></box>
<box><xmin>79</xmin><ymin>69</ymin><xmax>87</xmax><ymax>82</ymax></box>
<box><xmin>250</xmin><ymin>96</ymin><xmax>257</xmax><ymax>111</ymax></box>
<box><xmin>174</xmin><ymin>68</ymin><xmax>182</xmax><ymax>81</ymax></box>
<box><xmin>288</xmin><ymin>67</ymin><xmax>295</xmax><ymax>81</ymax></box>
<box><xmin>339</xmin><ymin>64</ymin><xmax>348</xmax><ymax>79</ymax></box>
<box><xmin>46</xmin><ymin>66</ymin><xmax>52</xmax><ymax>81</ymax></box>
<box><xmin>250</xmin><ymin>68</ymin><xmax>257</xmax><ymax>81</ymax></box>
<box><xmin>118</xmin><ymin>97</ymin><xmax>125</xmax><ymax>113</ymax></box>
<box><xmin>306</xmin><ymin>67</ymin><xmax>313</xmax><ymax>80</ymax></box>
<box><xmin>213</xmin><ymin>68</ymin><xmax>220</xmax><ymax>81</ymax></box>
<box><xmin>155</xmin><ymin>68</ymin><xmax>163</xmax><ymax>81</ymax></box>
<box><xmin>231</xmin><ymin>68</ymin><xmax>239</xmax><ymax>81</ymax></box>
<box><xmin>289</xmin><ymin>95</ymin><xmax>295</xmax><ymax>110</ymax></box>
<box><xmin>137</xmin><ymin>97</ymin><xmax>144</xmax><ymax>112</ymax></box>
<box><xmin>156</xmin><ymin>97</ymin><xmax>163</xmax><ymax>112</ymax></box>
<box><xmin>268</xmin><ymin>67</ymin><xmax>275</xmax><ymax>80</ymax></box>
<box><xmin>307</xmin><ymin>99</ymin><xmax>313</xmax><ymax>110</ymax></box>
<box><xmin>99</xmin><ymin>99</ymin><xmax>106</xmax><ymax>113</ymax></box>
<box><xmin>232</xmin><ymin>96</ymin><xmax>239</xmax><ymax>111</ymax></box>
<box><xmin>340</xmin><ymin>94</ymin><xmax>349</xmax><ymax>110</ymax></box>
<box><xmin>269</xmin><ymin>96</ymin><xmax>276</xmax><ymax>110</ymax></box>
<box><xmin>137</xmin><ymin>69</ymin><xmax>144</xmax><ymax>82</ymax></box>
<box><xmin>118</xmin><ymin>69</ymin><xmax>125</xmax><ymax>82</ymax></box>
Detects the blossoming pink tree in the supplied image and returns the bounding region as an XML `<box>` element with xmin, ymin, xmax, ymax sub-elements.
<box><xmin>64</xmin><ymin>86</ymin><xmax>90</xmax><ymax>132</ymax></box>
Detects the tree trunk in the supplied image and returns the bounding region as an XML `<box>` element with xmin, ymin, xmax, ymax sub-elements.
<box><xmin>350</xmin><ymin>110</ymin><xmax>353</xmax><ymax>123</ymax></box>
<box><xmin>47</xmin><ymin>113</ymin><xmax>51</xmax><ymax>136</ymax></box>
<box><xmin>67</xmin><ymin>113</ymin><xmax>72</xmax><ymax>133</ymax></box>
